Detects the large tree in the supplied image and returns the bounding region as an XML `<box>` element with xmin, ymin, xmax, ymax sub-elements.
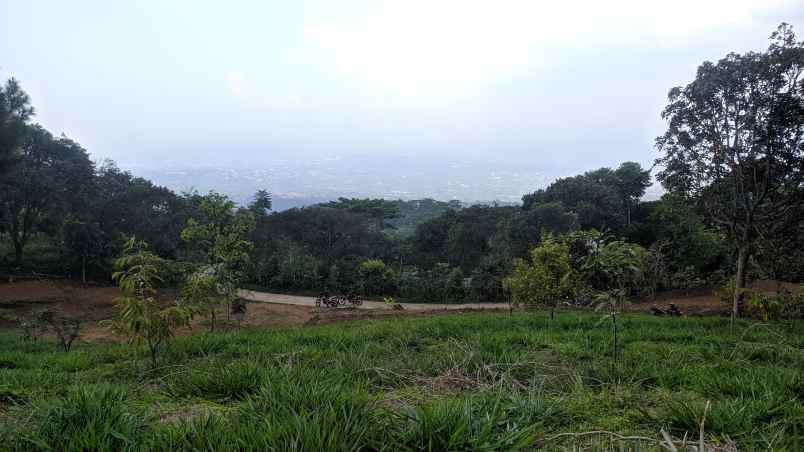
<box><xmin>248</xmin><ymin>189</ymin><xmax>272</xmax><ymax>218</ymax></box>
<box><xmin>411</xmin><ymin>206</ymin><xmax>515</xmax><ymax>271</ymax></box>
<box><xmin>61</xmin><ymin>215</ymin><xmax>105</xmax><ymax>283</ymax></box>
<box><xmin>0</xmin><ymin>125</ymin><xmax>94</xmax><ymax>266</ymax></box>
<box><xmin>94</xmin><ymin>160</ymin><xmax>188</xmax><ymax>259</ymax></box>
<box><xmin>323</xmin><ymin>197</ymin><xmax>400</xmax><ymax>230</ymax></box>
<box><xmin>522</xmin><ymin>162</ymin><xmax>650</xmax><ymax>233</ymax></box>
<box><xmin>181</xmin><ymin>192</ymin><xmax>255</xmax><ymax>319</ymax></box>
<box><xmin>0</xmin><ymin>78</ymin><xmax>34</xmax><ymax>175</ymax></box>
<box><xmin>656</xmin><ymin>24</ymin><xmax>804</xmax><ymax>317</ymax></box>
<box><xmin>507</xmin><ymin>202</ymin><xmax>579</xmax><ymax>258</ymax></box>
<box><xmin>614</xmin><ymin>162</ymin><xmax>651</xmax><ymax>227</ymax></box>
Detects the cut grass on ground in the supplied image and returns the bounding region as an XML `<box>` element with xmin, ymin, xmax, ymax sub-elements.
<box><xmin>0</xmin><ymin>312</ymin><xmax>802</xmax><ymax>451</ymax></box>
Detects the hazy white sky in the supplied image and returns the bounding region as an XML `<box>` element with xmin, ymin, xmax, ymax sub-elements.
<box><xmin>2</xmin><ymin>1</ymin><xmax>803</xmax><ymax>190</ymax></box>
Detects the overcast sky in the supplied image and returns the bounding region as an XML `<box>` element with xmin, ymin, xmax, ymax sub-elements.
<box><xmin>3</xmin><ymin>1</ymin><xmax>804</xmax><ymax>198</ymax></box>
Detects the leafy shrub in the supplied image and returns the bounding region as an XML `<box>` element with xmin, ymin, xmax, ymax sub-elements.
<box><xmin>582</xmin><ymin>239</ymin><xmax>646</xmax><ymax>307</ymax></box>
<box><xmin>743</xmin><ymin>292</ymin><xmax>783</xmax><ymax>321</ymax></box>
<box><xmin>104</xmin><ymin>237</ymin><xmax>191</xmax><ymax>367</ymax></box>
<box><xmin>719</xmin><ymin>281</ymin><xmax>804</xmax><ymax>320</ymax></box>
<box><xmin>180</xmin><ymin>268</ymin><xmax>224</xmax><ymax>332</ymax></box>
<box><xmin>778</xmin><ymin>286</ymin><xmax>804</xmax><ymax>320</ymax></box>
<box><xmin>358</xmin><ymin>258</ymin><xmax>396</xmax><ymax>296</ymax></box>
<box><xmin>503</xmin><ymin>236</ymin><xmax>575</xmax><ymax>316</ymax></box>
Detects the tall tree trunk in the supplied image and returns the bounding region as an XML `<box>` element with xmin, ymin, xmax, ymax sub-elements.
<box><xmin>81</xmin><ymin>254</ymin><xmax>87</xmax><ymax>284</ymax></box>
<box><xmin>626</xmin><ymin>202</ymin><xmax>631</xmax><ymax>227</ymax></box>
<box><xmin>13</xmin><ymin>240</ymin><xmax>23</xmax><ymax>267</ymax></box>
<box><xmin>611</xmin><ymin>311</ymin><xmax>618</xmax><ymax>362</ymax></box>
<box><xmin>733</xmin><ymin>245</ymin><xmax>750</xmax><ymax>319</ymax></box>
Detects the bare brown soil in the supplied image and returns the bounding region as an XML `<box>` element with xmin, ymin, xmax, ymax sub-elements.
<box><xmin>0</xmin><ymin>280</ymin><xmax>318</xmax><ymax>342</ymax></box>
<box><xmin>0</xmin><ymin>281</ymin><xmax>504</xmax><ymax>342</ymax></box>
<box><xmin>629</xmin><ymin>291</ymin><xmax>728</xmax><ymax>316</ymax></box>
<box><xmin>1</xmin><ymin>279</ymin><xmax>796</xmax><ymax>342</ymax></box>
<box><xmin>0</xmin><ymin>280</ymin><xmax>121</xmax><ymax>326</ymax></box>
<box><xmin>628</xmin><ymin>279</ymin><xmax>801</xmax><ymax>316</ymax></box>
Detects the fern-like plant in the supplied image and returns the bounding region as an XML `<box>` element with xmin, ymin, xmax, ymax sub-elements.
<box><xmin>180</xmin><ymin>267</ymin><xmax>224</xmax><ymax>331</ymax></box>
<box><xmin>104</xmin><ymin>237</ymin><xmax>190</xmax><ymax>367</ymax></box>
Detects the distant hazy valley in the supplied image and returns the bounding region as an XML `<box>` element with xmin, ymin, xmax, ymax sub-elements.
<box><xmin>131</xmin><ymin>156</ymin><xmax>551</xmax><ymax>209</ymax></box>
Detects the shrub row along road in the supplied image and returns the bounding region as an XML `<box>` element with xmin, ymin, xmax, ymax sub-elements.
<box><xmin>238</xmin><ymin>289</ymin><xmax>504</xmax><ymax>311</ymax></box>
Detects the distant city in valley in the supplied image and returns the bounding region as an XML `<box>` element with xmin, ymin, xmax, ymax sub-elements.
<box><xmin>129</xmin><ymin>156</ymin><xmax>662</xmax><ymax>210</ymax></box>
<box><xmin>130</xmin><ymin>156</ymin><xmax>553</xmax><ymax>209</ymax></box>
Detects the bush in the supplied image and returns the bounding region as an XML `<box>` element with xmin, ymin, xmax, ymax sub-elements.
<box><xmin>746</xmin><ymin>286</ymin><xmax>804</xmax><ymax>321</ymax></box>
<box><xmin>503</xmin><ymin>236</ymin><xmax>575</xmax><ymax>315</ymax></box>
<box><xmin>743</xmin><ymin>292</ymin><xmax>783</xmax><ymax>321</ymax></box>
<box><xmin>358</xmin><ymin>259</ymin><xmax>397</xmax><ymax>296</ymax></box>
<box><xmin>779</xmin><ymin>286</ymin><xmax>804</xmax><ymax>320</ymax></box>
<box><xmin>104</xmin><ymin>238</ymin><xmax>191</xmax><ymax>367</ymax></box>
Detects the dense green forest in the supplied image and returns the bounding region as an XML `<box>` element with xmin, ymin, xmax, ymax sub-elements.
<box><xmin>2</xmin><ymin>24</ymin><xmax>804</xmax><ymax>317</ymax></box>
<box><xmin>2</xmin><ymin>21</ymin><xmax>804</xmax><ymax>452</ymax></box>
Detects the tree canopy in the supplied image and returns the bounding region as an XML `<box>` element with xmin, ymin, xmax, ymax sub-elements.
<box><xmin>656</xmin><ymin>23</ymin><xmax>804</xmax><ymax>316</ymax></box>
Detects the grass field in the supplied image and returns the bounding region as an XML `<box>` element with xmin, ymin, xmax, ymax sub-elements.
<box><xmin>0</xmin><ymin>312</ymin><xmax>802</xmax><ymax>451</ymax></box>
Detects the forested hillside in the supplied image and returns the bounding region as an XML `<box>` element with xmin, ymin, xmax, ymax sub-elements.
<box><xmin>3</xmin><ymin>19</ymin><xmax>804</xmax><ymax>452</ymax></box>
<box><xmin>2</xmin><ymin>24</ymin><xmax>804</xmax><ymax>315</ymax></box>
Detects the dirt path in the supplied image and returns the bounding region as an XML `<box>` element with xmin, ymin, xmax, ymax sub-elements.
<box><xmin>2</xmin><ymin>280</ymin><xmax>762</xmax><ymax>342</ymax></box>
<box><xmin>0</xmin><ymin>281</ymin><xmax>507</xmax><ymax>341</ymax></box>
<box><xmin>237</xmin><ymin>289</ymin><xmax>506</xmax><ymax>311</ymax></box>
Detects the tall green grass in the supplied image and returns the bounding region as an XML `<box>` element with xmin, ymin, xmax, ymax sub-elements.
<box><xmin>0</xmin><ymin>312</ymin><xmax>801</xmax><ymax>451</ymax></box>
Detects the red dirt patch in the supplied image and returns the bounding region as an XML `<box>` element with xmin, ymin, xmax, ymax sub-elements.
<box><xmin>0</xmin><ymin>280</ymin><xmax>314</xmax><ymax>342</ymax></box>
<box><xmin>4</xmin><ymin>279</ymin><xmax>794</xmax><ymax>342</ymax></box>
<box><xmin>629</xmin><ymin>294</ymin><xmax>728</xmax><ymax>316</ymax></box>
<box><xmin>628</xmin><ymin>279</ymin><xmax>801</xmax><ymax>316</ymax></box>
<box><xmin>0</xmin><ymin>281</ymin><xmax>501</xmax><ymax>342</ymax></box>
<box><xmin>0</xmin><ymin>280</ymin><xmax>121</xmax><ymax>328</ymax></box>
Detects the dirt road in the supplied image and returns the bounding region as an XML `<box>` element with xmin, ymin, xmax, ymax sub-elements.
<box><xmin>237</xmin><ymin>289</ymin><xmax>506</xmax><ymax>311</ymax></box>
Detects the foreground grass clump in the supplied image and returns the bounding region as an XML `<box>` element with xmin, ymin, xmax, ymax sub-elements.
<box><xmin>0</xmin><ymin>312</ymin><xmax>802</xmax><ymax>451</ymax></box>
